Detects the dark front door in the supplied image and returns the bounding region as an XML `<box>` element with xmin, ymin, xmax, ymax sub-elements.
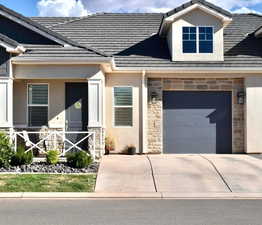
<box><xmin>65</xmin><ymin>83</ymin><xmax>88</xmax><ymax>150</ymax></box>
<box><xmin>163</xmin><ymin>91</ymin><xmax>232</xmax><ymax>154</ymax></box>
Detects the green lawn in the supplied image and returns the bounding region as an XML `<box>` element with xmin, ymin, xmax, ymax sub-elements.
<box><xmin>0</xmin><ymin>174</ymin><xmax>96</xmax><ymax>192</ymax></box>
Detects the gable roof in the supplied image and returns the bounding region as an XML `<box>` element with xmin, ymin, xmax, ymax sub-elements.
<box><xmin>31</xmin><ymin>13</ymin><xmax>262</xmax><ymax>69</ymax></box>
<box><xmin>164</xmin><ymin>0</ymin><xmax>232</xmax><ymax>19</ymax></box>
<box><xmin>0</xmin><ymin>4</ymin><xmax>110</xmax><ymax>58</ymax></box>
<box><xmin>159</xmin><ymin>0</ymin><xmax>232</xmax><ymax>36</ymax></box>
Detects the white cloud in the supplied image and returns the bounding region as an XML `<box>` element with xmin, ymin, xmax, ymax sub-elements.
<box><xmin>37</xmin><ymin>0</ymin><xmax>262</xmax><ymax>16</ymax></box>
<box><xmin>37</xmin><ymin>0</ymin><xmax>89</xmax><ymax>17</ymax></box>
<box><xmin>80</xmin><ymin>0</ymin><xmax>262</xmax><ymax>13</ymax></box>
<box><xmin>232</xmin><ymin>6</ymin><xmax>261</xmax><ymax>14</ymax></box>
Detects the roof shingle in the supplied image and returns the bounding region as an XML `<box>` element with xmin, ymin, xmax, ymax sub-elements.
<box><xmin>30</xmin><ymin>13</ymin><xmax>262</xmax><ymax>68</ymax></box>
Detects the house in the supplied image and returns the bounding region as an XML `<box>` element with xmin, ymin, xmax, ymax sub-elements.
<box><xmin>0</xmin><ymin>0</ymin><xmax>262</xmax><ymax>156</ymax></box>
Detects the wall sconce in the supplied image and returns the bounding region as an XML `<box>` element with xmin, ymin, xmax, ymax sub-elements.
<box><xmin>237</xmin><ymin>91</ymin><xmax>245</xmax><ymax>104</ymax></box>
<box><xmin>150</xmin><ymin>91</ymin><xmax>158</xmax><ymax>101</ymax></box>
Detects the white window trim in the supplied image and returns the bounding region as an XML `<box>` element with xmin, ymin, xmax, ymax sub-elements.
<box><xmin>182</xmin><ymin>26</ymin><xmax>214</xmax><ymax>54</ymax></box>
<box><xmin>27</xmin><ymin>83</ymin><xmax>49</xmax><ymax>128</ymax></box>
<box><xmin>113</xmin><ymin>86</ymin><xmax>134</xmax><ymax>128</ymax></box>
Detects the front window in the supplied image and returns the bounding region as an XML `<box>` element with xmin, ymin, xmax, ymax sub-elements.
<box><xmin>183</xmin><ymin>26</ymin><xmax>213</xmax><ymax>53</ymax></box>
<box><xmin>28</xmin><ymin>84</ymin><xmax>48</xmax><ymax>127</ymax></box>
<box><xmin>113</xmin><ymin>87</ymin><xmax>133</xmax><ymax>127</ymax></box>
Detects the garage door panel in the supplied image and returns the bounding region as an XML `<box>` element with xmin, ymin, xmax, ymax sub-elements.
<box><xmin>163</xmin><ymin>91</ymin><xmax>232</xmax><ymax>154</ymax></box>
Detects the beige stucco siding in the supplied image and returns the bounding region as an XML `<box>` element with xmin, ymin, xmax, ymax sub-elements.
<box><xmin>13</xmin><ymin>64</ymin><xmax>102</xmax><ymax>79</ymax></box>
<box><xmin>170</xmin><ymin>9</ymin><xmax>224</xmax><ymax>61</ymax></box>
<box><xmin>13</xmin><ymin>79</ymin><xmax>87</xmax><ymax>128</ymax></box>
<box><xmin>105</xmin><ymin>73</ymin><xmax>142</xmax><ymax>153</ymax></box>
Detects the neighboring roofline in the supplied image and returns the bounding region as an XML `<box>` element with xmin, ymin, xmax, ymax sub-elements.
<box><xmin>159</xmin><ymin>0</ymin><xmax>232</xmax><ymax>36</ymax></box>
<box><xmin>0</xmin><ymin>4</ymin><xmax>110</xmax><ymax>57</ymax></box>
<box><xmin>0</xmin><ymin>33</ymin><xmax>26</xmax><ymax>53</ymax></box>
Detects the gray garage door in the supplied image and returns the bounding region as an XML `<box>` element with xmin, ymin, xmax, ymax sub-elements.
<box><xmin>163</xmin><ymin>91</ymin><xmax>232</xmax><ymax>154</ymax></box>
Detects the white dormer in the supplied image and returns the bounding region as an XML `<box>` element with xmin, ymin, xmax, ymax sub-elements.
<box><xmin>159</xmin><ymin>0</ymin><xmax>232</xmax><ymax>62</ymax></box>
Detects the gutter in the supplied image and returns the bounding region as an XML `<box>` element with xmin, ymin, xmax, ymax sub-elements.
<box><xmin>11</xmin><ymin>57</ymin><xmax>113</xmax><ymax>65</ymax></box>
<box><xmin>110</xmin><ymin>66</ymin><xmax>262</xmax><ymax>74</ymax></box>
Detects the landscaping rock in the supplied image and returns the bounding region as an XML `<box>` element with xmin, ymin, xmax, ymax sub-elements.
<box><xmin>0</xmin><ymin>162</ymin><xmax>99</xmax><ymax>174</ymax></box>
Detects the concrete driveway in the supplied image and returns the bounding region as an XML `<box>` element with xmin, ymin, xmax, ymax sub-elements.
<box><xmin>95</xmin><ymin>154</ymin><xmax>262</xmax><ymax>193</ymax></box>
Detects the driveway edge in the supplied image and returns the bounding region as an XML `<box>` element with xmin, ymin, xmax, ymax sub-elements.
<box><xmin>1</xmin><ymin>192</ymin><xmax>262</xmax><ymax>199</ymax></box>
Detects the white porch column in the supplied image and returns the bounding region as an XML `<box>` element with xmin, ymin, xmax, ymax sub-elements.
<box><xmin>245</xmin><ymin>77</ymin><xmax>262</xmax><ymax>153</ymax></box>
<box><xmin>0</xmin><ymin>79</ymin><xmax>13</xmax><ymax>128</ymax></box>
<box><xmin>88</xmin><ymin>79</ymin><xmax>103</xmax><ymax>127</ymax></box>
<box><xmin>141</xmin><ymin>70</ymin><xmax>148</xmax><ymax>153</ymax></box>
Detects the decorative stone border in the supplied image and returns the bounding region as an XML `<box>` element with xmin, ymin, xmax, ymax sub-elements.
<box><xmin>0</xmin><ymin>162</ymin><xmax>99</xmax><ymax>174</ymax></box>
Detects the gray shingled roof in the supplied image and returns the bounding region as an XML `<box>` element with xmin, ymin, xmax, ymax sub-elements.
<box><xmin>31</xmin><ymin>13</ymin><xmax>262</xmax><ymax>68</ymax></box>
<box><xmin>12</xmin><ymin>44</ymin><xmax>111</xmax><ymax>62</ymax></box>
<box><xmin>30</xmin><ymin>17</ymin><xmax>81</xmax><ymax>28</ymax></box>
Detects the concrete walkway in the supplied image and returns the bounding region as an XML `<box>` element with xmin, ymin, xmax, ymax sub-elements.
<box><xmin>95</xmin><ymin>154</ymin><xmax>262</xmax><ymax>193</ymax></box>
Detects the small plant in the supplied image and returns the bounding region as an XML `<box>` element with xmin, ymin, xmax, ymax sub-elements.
<box><xmin>105</xmin><ymin>136</ymin><xmax>115</xmax><ymax>155</ymax></box>
<box><xmin>0</xmin><ymin>132</ymin><xmax>14</xmax><ymax>168</ymax></box>
<box><xmin>66</xmin><ymin>151</ymin><xmax>93</xmax><ymax>168</ymax></box>
<box><xmin>10</xmin><ymin>145</ymin><xmax>33</xmax><ymax>166</ymax></box>
<box><xmin>126</xmin><ymin>145</ymin><xmax>136</xmax><ymax>155</ymax></box>
<box><xmin>46</xmin><ymin>150</ymin><xmax>60</xmax><ymax>165</ymax></box>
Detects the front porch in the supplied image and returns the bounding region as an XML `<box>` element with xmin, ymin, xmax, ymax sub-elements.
<box><xmin>0</xmin><ymin>63</ymin><xmax>107</xmax><ymax>158</ymax></box>
<box><xmin>9</xmin><ymin>78</ymin><xmax>105</xmax><ymax>158</ymax></box>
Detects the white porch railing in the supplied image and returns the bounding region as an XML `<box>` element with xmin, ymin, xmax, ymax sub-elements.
<box><xmin>10</xmin><ymin>131</ymin><xmax>96</xmax><ymax>159</ymax></box>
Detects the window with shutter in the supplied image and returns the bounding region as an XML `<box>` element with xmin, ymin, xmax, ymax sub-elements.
<box><xmin>28</xmin><ymin>84</ymin><xmax>48</xmax><ymax>127</ymax></box>
<box><xmin>113</xmin><ymin>87</ymin><xmax>133</xmax><ymax>127</ymax></box>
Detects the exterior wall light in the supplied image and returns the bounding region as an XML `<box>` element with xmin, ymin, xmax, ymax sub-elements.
<box><xmin>237</xmin><ymin>91</ymin><xmax>245</xmax><ymax>104</ymax></box>
<box><xmin>150</xmin><ymin>91</ymin><xmax>158</xmax><ymax>101</ymax></box>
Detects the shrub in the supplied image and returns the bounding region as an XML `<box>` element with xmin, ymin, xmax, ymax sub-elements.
<box><xmin>0</xmin><ymin>132</ymin><xmax>14</xmax><ymax>168</ymax></box>
<box><xmin>46</xmin><ymin>150</ymin><xmax>60</xmax><ymax>165</ymax></box>
<box><xmin>10</xmin><ymin>145</ymin><xmax>33</xmax><ymax>166</ymax></box>
<box><xmin>66</xmin><ymin>151</ymin><xmax>92</xmax><ymax>168</ymax></box>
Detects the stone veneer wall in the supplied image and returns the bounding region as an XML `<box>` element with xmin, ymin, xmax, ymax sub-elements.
<box><xmin>148</xmin><ymin>78</ymin><xmax>245</xmax><ymax>154</ymax></box>
<box><xmin>88</xmin><ymin>127</ymin><xmax>105</xmax><ymax>158</ymax></box>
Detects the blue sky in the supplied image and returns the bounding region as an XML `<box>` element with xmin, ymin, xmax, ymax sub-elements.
<box><xmin>0</xmin><ymin>0</ymin><xmax>262</xmax><ymax>17</ymax></box>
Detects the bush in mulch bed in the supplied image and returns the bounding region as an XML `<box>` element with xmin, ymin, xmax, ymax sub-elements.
<box><xmin>0</xmin><ymin>161</ymin><xmax>99</xmax><ymax>174</ymax></box>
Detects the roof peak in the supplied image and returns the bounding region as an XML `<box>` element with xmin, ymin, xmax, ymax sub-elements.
<box><xmin>165</xmin><ymin>0</ymin><xmax>232</xmax><ymax>18</ymax></box>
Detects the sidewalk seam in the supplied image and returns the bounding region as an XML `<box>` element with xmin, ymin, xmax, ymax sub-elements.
<box><xmin>199</xmin><ymin>155</ymin><xmax>233</xmax><ymax>192</ymax></box>
<box><xmin>146</xmin><ymin>155</ymin><xmax>158</xmax><ymax>193</ymax></box>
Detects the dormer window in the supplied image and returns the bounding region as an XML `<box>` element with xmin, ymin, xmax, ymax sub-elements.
<box><xmin>182</xmin><ymin>27</ymin><xmax>197</xmax><ymax>53</ymax></box>
<box><xmin>183</xmin><ymin>26</ymin><xmax>213</xmax><ymax>54</ymax></box>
